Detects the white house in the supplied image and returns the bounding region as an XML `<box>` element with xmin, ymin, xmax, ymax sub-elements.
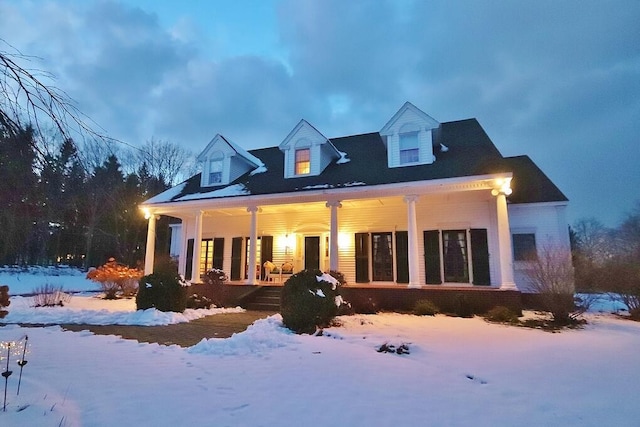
<box><xmin>140</xmin><ymin>102</ymin><xmax>569</xmax><ymax>310</ymax></box>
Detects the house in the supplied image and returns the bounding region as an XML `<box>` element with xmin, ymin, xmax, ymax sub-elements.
<box><xmin>140</xmin><ymin>102</ymin><xmax>569</xmax><ymax>312</ymax></box>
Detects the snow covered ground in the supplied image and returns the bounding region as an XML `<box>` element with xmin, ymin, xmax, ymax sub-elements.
<box><xmin>1</xmin><ymin>267</ymin><xmax>639</xmax><ymax>426</ymax></box>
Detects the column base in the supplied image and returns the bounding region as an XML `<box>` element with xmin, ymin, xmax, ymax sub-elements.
<box><xmin>407</xmin><ymin>283</ymin><xmax>423</xmax><ymax>289</ymax></box>
<box><xmin>499</xmin><ymin>282</ymin><xmax>518</xmax><ymax>291</ymax></box>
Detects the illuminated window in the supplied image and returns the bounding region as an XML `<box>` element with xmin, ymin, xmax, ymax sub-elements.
<box><xmin>295</xmin><ymin>148</ymin><xmax>310</xmax><ymax>175</ymax></box>
<box><xmin>199</xmin><ymin>239</ymin><xmax>214</xmax><ymax>276</ymax></box>
<box><xmin>399</xmin><ymin>132</ymin><xmax>419</xmax><ymax>164</ymax></box>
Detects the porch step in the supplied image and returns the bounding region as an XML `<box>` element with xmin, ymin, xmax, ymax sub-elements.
<box><xmin>245</xmin><ymin>287</ymin><xmax>281</xmax><ymax>311</ymax></box>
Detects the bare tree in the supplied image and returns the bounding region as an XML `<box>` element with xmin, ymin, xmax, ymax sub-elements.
<box><xmin>523</xmin><ymin>243</ymin><xmax>582</xmax><ymax>324</ymax></box>
<box><xmin>1</xmin><ymin>38</ymin><xmax>110</xmax><ymax>146</ymax></box>
<box><xmin>133</xmin><ymin>138</ymin><xmax>193</xmax><ymax>186</ymax></box>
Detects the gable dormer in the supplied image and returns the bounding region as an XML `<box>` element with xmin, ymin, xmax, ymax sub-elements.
<box><xmin>279</xmin><ymin>119</ymin><xmax>341</xmax><ymax>178</ymax></box>
<box><xmin>380</xmin><ymin>102</ymin><xmax>440</xmax><ymax>168</ymax></box>
<box><xmin>196</xmin><ymin>134</ymin><xmax>263</xmax><ymax>187</ymax></box>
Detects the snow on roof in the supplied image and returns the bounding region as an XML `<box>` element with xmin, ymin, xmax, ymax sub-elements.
<box><xmin>336</xmin><ymin>151</ymin><xmax>350</xmax><ymax>164</ymax></box>
<box><xmin>226</xmin><ymin>137</ymin><xmax>265</xmax><ymax>168</ymax></box>
<box><xmin>176</xmin><ymin>183</ymin><xmax>250</xmax><ymax>201</ymax></box>
<box><xmin>144</xmin><ymin>182</ymin><xmax>187</xmax><ymax>204</ymax></box>
<box><xmin>249</xmin><ymin>164</ymin><xmax>268</xmax><ymax>176</ymax></box>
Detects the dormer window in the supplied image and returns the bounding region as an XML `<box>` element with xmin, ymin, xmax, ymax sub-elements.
<box><xmin>208</xmin><ymin>151</ymin><xmax>224</xmax><ymax>185</ymax></box>
<box><xmin>295</xmin><ymin>148</ymin><xmax>310</xmax><ymax>175</ymax></box>
<box><xmin>399</xmin><ymin>132</ymin><xmax>419</xmax><ymax>164</ymax></box>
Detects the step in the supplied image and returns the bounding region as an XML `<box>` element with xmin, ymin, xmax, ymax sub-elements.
<box><xmin>246</xmin><ymin>302</ymin><xmax>280</xmax><ymax>311</ymax></box>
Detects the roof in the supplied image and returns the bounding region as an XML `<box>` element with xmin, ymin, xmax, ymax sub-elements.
<box><xmin>145</xmin><ymin>118</ymin><xmax>567</xmax><ymax>205</ymax></box>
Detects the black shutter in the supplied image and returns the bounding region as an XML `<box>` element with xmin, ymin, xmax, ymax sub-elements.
<box><xmin>395</xmin><ymin>231</ymin><xmax>409</xmax><ymax>283</ymax></box>
<box><xmin>230</xmin><ymin>237</ymin><xmax>243</xmax><ymax>280</ymax></box>
<box><xmin>355</xmin><ymin>233</ymin><xmax>369</xmax><ymax>283</ymax></box>
<box><xmin>213</xmin><ymin>238</ymin><xmax>224</xmax><ymax>270</ymax></box>
<box><xmin>470</xmin><ymin>228</ymin><xmax>491</xmax><ymax>286</ymax></box>
<box><xmin>423</xmin><ymin>230</ymin><xmax>442</xmax><ymax>284</ymax></box>
<box><xmin>261</xmin><ymin>235</ymin><xmax>273</xmax><ymax>266</ymax></box>
<box><xmin>185</xmin><ymin>239</ymin><xmax>194</xmax><ymax>280</ymax></box>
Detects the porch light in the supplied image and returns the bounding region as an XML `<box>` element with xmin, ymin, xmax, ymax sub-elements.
<box><xmin>491</xmin><ymin>178</ymin><xmax>512</xmax><ymax>196</ymax></box>
<box><xmin>141</xmin><ymin>207</ymin><xmax>152</xmax><ymax>219</ymax></box>
<box><xmin>338</xmin><ymin>232</ymin><xmax>351</xmax><ymax>250</ymax></box>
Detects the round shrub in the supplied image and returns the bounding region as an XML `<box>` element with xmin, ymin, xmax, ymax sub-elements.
<box><xmin>484</xmin><ymin>305</ymin><xmax>520</xmax><ymax>324</ymax></box>
<box><xmin>280</xmin><ymin>269</ymin><xmax>341</xmax><ymax>334</ymax></box>
<box><xmin>136</xmin><ymin>261</ymin><xmax>187</xmax><ymax>312</ymax></box>
<box><xmin>202</xmin><ymin>268</ymin><xmax>228</xmax><ymax>286</ymax></box>
<box><xmin>414</xmin><ymin>299</ymin><xmax>439</xmax><ymax>316</ymax></box>
<box><xmin>0</xmin><ymin>285</ymin><xmax>9</xmax><ymax>319</ymax></box>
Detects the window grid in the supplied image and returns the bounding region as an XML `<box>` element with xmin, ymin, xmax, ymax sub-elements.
<box><xmin>295</xmin><ymin>148</ymin><xmax>310</xmax><ymax>175</ymax></box>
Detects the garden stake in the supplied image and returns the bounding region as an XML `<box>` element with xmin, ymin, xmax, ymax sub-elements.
<box><xmin>2</xmin><ymin>342</ymin><xmax>13</xmax><ymax>412</ymax></box>
<box><xmin>17</xmin><ymin>335</ymin><xmax>29</xmax><ymax>396</ymax></box>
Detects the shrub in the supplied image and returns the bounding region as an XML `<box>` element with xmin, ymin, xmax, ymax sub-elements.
<box><xmin>136</xmin><ymin>260</ymin><xmax>187</xmax><ymax>312</ymax></box>
<box><xmin>605</xmin><ymin>260</ymin><xmax>640</xmax><ymax>320</ymax></box>
<box><xmin>523</xmin><ymin>244</ymin><xmax>577</xmax><ymax>325</ymax></box>
<box><xmin>86</xmin><ymin>258</ymin><xmax>143</xmax><ymax>299</ymax></box>
<box><xmin>31</xmin><ymin>284</ymin><xmax>71</xmax><ymax>307</ymax></box>
<box><xmin>202</xmin><ymin>268</ymin><xmax>228</xmax><ymax>286</ymax></box>
<box><xmin>0</xmin><ymin>285</ymin><xmax>9</xmax><ymax>319</ymax></box>
<box><xmin>484</xmin><ymin>306</ymin><xmax>520</xmax><ymax>324</ymax></box>
<box><xmin>186</xmin><ymin>293</ymin><xmax>213</xmax><ymax>309</ymax></box>
<box><xmin>414</xmin><ymin>299</ymin><xmax>439</xmax><ymax>316</ymax></box>
<box><xmin>280</xmin><ymin>269</ymin><xmax>342</xmax><ymax>334</ymax></box>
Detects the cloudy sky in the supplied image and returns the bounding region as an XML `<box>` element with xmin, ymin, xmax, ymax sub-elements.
<box><xmin>1</xmin><ymin>0</ymin><xmax>639</xmax><ymax>226</ymax></box>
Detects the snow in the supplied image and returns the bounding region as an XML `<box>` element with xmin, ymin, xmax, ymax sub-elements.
<box><xmin>336</xmin><ymin>150</ymin><xmax>350</xmax><ymax>164</ymax></box>
<box><xmin>176</xmin><ymin>183</ymin><xmax>250</xmax><ymax>201</ymax></box>
<box><xmin>143</xmin><ymin>181</ymin><xmax>187</xmax><ymax>203</ymax></box>
<box><xmin>1</xmin><ymin>270</ymin><xmax>639</xmax><ymax>426</ymax></box>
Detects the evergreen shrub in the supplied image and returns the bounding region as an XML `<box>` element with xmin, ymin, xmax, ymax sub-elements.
<box><xmin>0</xmin><ymin>285</ymin><xmax>9</xmax><ymax>318</ymax></box>
<box><xmin>280</xmin><ymin>269</ymin><xmax>341</xmax><ymax>334</ymax></box>
<box><xmin>413</xmin><ymin>299</ymin><xmax>439</xmax><ymax>316</ymax></box>
<box><xmin>484</xmin><ymin>305</ymin><xmax>520</xmax><ymax>324</ymax></box>
<box><xmin>136</xmin><ymin>260</ymin><xmax>187</xmax><ymax>312</ymax></box>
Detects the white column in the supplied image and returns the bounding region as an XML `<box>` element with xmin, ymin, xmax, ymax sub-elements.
<box><xmin>177</xmin><ymin>223</ymin><xmax>187</xmax><ymax>277</ymax></box>
<box><xmin>247</xmin><ymin>206</ymin><xmax>259</xmax><ymax>285</ymax></box>
<box><xmin>326</xmin><ymin>200</ymin><xmax>342</xmax><ymax>272</ymax></box>
<box><xmin>191</xmin><ymin>210</ymin><xmax>203</xmax><ymax>282</ymax></box>
<box><xmin>404</xmin><ymin>195</ymin><xmax>421</xmax><ymax>288</ymax></box>
<box><xmin>144</xmin><ymin>214</ymin><xmax>158</xmax><ymax>275</ymax></box>
<box><xmin>493</xmin><ymin>188</ymin><xmax>517</xmax><ymax>290</ymax></box>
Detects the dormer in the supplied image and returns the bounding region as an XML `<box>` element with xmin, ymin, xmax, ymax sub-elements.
<box><xmin>380</xmin><ymin>102</ymin><xmax>440</xmax><ymax>168</ymax></box>
<box><xmin>279</xmin><ymin>119</ymin><xmax>341</xmax><ymax>178</ymax></box>
<box><xmin>196</xmin><ymin>134</ymin><xmax>263</xmax><ymax>187</ymax></box>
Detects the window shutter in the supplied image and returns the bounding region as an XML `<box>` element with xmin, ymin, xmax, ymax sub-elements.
<box><xmin>213</xmin><ymin>238</ymin><xmax>224</xmax><ymax>270</ymax></box>
<box><xmin>423</xmin><ymin>230</ymin><xmax>442</xmax><ymax>284</ymax></box>
<box><xmin>185</xmin><ymin>239</ymin><xmax>194</xmax><ymax>280</ymax></box>
<box><xmin>395</xmin><ymin>231</ymin><xmax>409</xmax><ymax>283</ymax></box>
<box><xmin>355</xmin><ymin>233</ymin><xmax>369</xmax><ymax>283</ymax></box>
<box><xmin>470</xmin><ymin>229</ymin><xmax>491</xmax><ymax>286</ymax></box>
<box><xmin>230</xmin><ymin>237</ymin><xmax>243</xmax><ymax>280</ymax></box>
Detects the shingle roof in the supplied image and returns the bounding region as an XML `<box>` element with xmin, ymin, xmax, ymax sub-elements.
<box><xmin>150</xmin><ymin>118</ymin><xmax>567</xmax><ymax>205</ymax></box>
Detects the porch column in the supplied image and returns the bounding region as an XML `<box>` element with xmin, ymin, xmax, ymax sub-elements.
<box><xmin>191</xmin><ymin>210</ymin><xmax>203</xmax><ymax>282</ymax></box>
<box><xmin>326</xmin><ymin>200</ymin><xmax>342</xmax><ymax>272</ymax></box>
<box><xmin>177</xmin><ymin>223</ymin><xmax>187</xmax><ymax>277</ymax></box>
<box><xmin>492</xmin><ymin>182</ymin><xmax>518</xmax><ymax>290</ymax></box>
<box><xmin>404</xmin><ymin>195</ymin><xmax>421</xmax><ymax>288</ymax></box>
<box><xmin>247</xmin><ymin>206</ymin><xmax>259</xmax><ymax>285</ymax></box>
<box><xmin>144</xmin><ymin>213</ymin><xmax>158</xmax><ymax>275</ymax></box>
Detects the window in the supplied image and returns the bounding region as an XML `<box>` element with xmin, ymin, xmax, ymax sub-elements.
<box><xmin>372</xmin><ymin>232</ymin><xmax>394</xmax><ymax>281</ymax></box>
<box><xmin>199</xmin><ymin>239</ymin><xmax>214</xmax><ymax>277</ymax></box>
<box><xmin>209</xmin><ymin>158</ymin><xmax>223</xmax><ymax>184</ymax></box>
<box><xmin>442</xmin><ymin>230</ymin><xmax>469</xmax><ymax>282</ymax></box>
<box><xmin>399</xmin><ymin>132</ymin><xmax>419</xmax><ymax>164</ymax></box>
<box><xmin>295</xmin><ymin>148</ymin><xmax>310</xmax><ymax>175</ymax></box>
<box><xmin>513</xmin><ymin>233</ymin><xmax>537</xmax><ymax>261</ymax></box>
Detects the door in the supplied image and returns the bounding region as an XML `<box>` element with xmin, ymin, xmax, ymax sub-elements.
<box><xmin>304</xmin><ymin>236</ymin><xmax>320</xmax><ymax>270</ymax></box>
<box><xmin>442</xmin><ymin>230</ymin><xmax>469</xmax><ymax>282</ymax></box>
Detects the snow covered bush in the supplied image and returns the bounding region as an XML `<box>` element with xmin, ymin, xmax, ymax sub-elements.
<box><xmin>31</xmin><ymin>283</ymin><xmax>71</xmax><ymax>307</ymax></box>
<box><xmin>280</xmin><ymin>269</ymin><xmax>342</xmax><ymax>334</ymax></box>
<box><xmin>202</xmin><ymin>268</ymin><xmax>228</xmax><ymax>286</ymax></box>
<box><xmin>0</xmin><ymin>285</ymin><xmax>9</xmax><ymax>318</ymax></box>
<box><xmin>186</xmin><ymin>293</ymin><xmax>213</xmax><ymax>309</ymax></box>
<box><xmin>86</xmin><ymin>258</ymin><xmax>143</xmax><ymax>299</ymax></box>
<box><xmin>136</xmin><ymin>261</ymin><xmax>187</xmax><ymax>313</ymax></box>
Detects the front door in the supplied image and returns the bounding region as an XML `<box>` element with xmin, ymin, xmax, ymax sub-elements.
<box><xmin>304</xmin><ymin>236</ymin><xmax>320</xmax><ymax>270</ymax></box>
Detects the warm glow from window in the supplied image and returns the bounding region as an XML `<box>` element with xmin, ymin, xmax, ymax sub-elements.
<box><xmin>278</xmin><ymin>233</ymin><xmax>296</xmax><ymax>254</ymax></box>
<box><xmin>338</xmin><ymin>232</ymin><xmax>351</xmax><ymax>250</ymax></box>
<box><xmin>295</xmin><ymin>148</ymin><xmax>310</xmax><ymax>175</ymax></box>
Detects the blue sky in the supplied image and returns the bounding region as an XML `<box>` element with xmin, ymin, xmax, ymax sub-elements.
<box><xmin>1</xmin><ymin>0</ymin><xmax>639</xmax><ymax>227</ymax></box>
